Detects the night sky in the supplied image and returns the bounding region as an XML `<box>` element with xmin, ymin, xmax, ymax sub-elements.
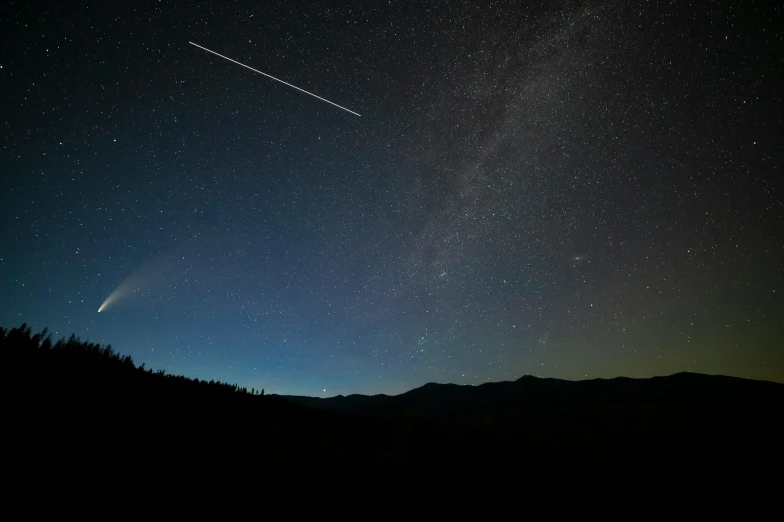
<box><xmin>2</xmin><ymin>0</ymin><xmax>781</xmax><ymax>396</ymax></box>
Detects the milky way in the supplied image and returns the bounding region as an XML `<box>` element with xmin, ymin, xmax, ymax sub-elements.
<box><xmin>1</xmin><ymin>0</ymin><xmax>781</xmax><ymax>395</ymax></box>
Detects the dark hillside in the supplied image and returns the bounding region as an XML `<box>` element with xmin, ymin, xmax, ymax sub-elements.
<box><xmin>4</xmin><ymin>324</ymin><xmax>782</xmax><ymax>519</ymax></box>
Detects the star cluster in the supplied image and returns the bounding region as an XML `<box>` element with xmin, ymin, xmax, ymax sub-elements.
<box><xmin>1</xmin><ymin>0</ymin><xmax>781</xmax><ymax>395</ymax></box>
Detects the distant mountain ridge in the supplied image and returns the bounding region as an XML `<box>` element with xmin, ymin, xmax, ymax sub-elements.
<box><xmin>285</xmin><ymin>372</ymin><xmax>783</xmax><ymax>416</ymax></box>
<box><xmin>3</xmin><ymin>323</ymin><xmax>783</xmax><ymax>515</ymax></box>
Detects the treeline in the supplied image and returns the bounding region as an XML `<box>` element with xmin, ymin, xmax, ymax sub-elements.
<box><xmin>2</xmin><ymin>323</ymin><xmax>266</xmax><ymax>397</ymax></box>
<box><xmin>3</xmin><ymin>322</ymin><xmax>781</xmax><ymax>518</ymax></box>
<box><xmin>2</xmin><ymin>322</ymin><xmax>465</xmax><ymax>519</ymax></box>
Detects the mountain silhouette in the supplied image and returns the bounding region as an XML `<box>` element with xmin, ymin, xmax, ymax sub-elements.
<box><xmin>4</xmin><ymin>323</ymin><xmax>782</xmax><ymax>518</ymax></box>
<box><xmin>286</xmin><ymin>372</ymin><xmax>781</xmax><ymax>417</ymax></box>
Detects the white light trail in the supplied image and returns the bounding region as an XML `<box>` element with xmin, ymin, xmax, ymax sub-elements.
<box><xmin>188</xmin><ymin>41</ymin><xmax>361</xmax><ymax>117</ymax></box>
<box><xmin>96</xmin><ymin>256</ymin><xmax>166</xmax><ymax>313</ymax></box>
<box><xmin>97</xmin><ymin>282</ymin><xmax>134</xmax><ymax>313</ymax></box>
<box><xmin>97</xmin><ymin>276</ymin><xmax>145</xmax><ymax>313</ymax></box>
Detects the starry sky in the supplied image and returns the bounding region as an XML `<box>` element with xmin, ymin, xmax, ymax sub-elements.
<box><xmin>2</xmin><ymin>0</ymin><xmax>781</xmax><ymax>395</ymax></box>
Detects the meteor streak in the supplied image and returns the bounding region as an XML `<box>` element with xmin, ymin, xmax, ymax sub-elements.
<box><xmin>188</xmin><ymin>41</ymin><xmax>361</xmax><ymax>117</ymax></box>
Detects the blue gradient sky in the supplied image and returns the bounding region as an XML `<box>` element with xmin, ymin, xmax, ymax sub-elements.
<box><xmin>2</xmin><ymin>0</ymin><xmax>781</xmax><ymax>396</ymax></box>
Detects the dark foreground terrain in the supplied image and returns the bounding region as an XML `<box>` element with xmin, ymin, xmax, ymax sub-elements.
<box><xmin>4</xmin><ymin>324</ymin><xmax>782</xmax><ymax>519</ymax></box>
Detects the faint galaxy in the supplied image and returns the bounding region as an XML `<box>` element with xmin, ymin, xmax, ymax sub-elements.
<box><xmin>1</xmin><ymin>0</ymin><xmax>781</xmax><ymax>395</ymax></box>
